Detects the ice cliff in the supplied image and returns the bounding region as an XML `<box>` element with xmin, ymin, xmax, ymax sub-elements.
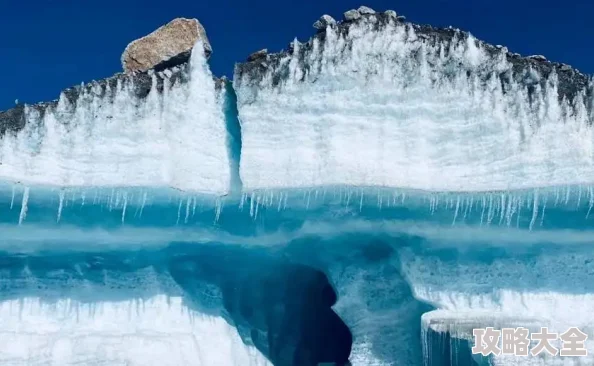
<box><xmin>1</xmin><ymin>6</ymin><xmax>594</xmax><ymax>366</ymax></box>
<box><xmin>234</xmin><ymin>11</ymin><xmax>593</xmax><ymax>192</ymax></box>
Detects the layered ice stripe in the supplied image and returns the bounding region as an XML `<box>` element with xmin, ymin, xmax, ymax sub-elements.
<box><xmin>235</xmin><ymin>15</ymin><xmax>594</xmax><ymax>192</ymax></box>
<box><xmin>0</xmin><ymin>296</ymin><xmax>271</xmax><ymax>366</ymax></box>
<box><xmin>0</xmin><ymin>43</ymin><xmax>231</xmax><ymax>195</ymax></box>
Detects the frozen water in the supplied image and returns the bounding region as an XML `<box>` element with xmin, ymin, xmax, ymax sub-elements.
<box><xmin>235</xmin><ymin>18</ymin><xmax>594</xmax><ymax>192</ymax></box>
<box><xmin>2</xmin><ymin>11</ymin><xmax>593</xmax><ymax>366</ymax></box>
<box><xmin>0</xmin><ymin>43</ymin><xmax>230</xmax><ymax>195</ymax></box>
<box><xmin>421</xmin><ymin>311</ymin><xmax>575</xmax><ymax>366</ymax></box>
<box><xmin>0</xmin><ymin>296</ymin><xmax>270</xmax><ymax>366</ymax></box>
<box><xmin>0</xmin><ymin>185</ymin><xmax>593</xmax><ymax>365</ymax></box>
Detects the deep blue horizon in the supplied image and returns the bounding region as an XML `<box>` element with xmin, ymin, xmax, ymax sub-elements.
<box><xmin>1</xmin><ymin>0</ymin><xmax>592</xmax><ymax>111</ymax></box>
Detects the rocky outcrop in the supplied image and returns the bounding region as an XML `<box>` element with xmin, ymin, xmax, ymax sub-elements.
<box><xmin>121</xmin><ymin>18</ymin><xmax>212</xmax><ymax>74</ymax></box>
<box><xmin>343</xmin><ymin>10</ymin><xmax>361</xmax><ymax>21</ymax></box>
<box><xmin>357</xmin><ymin>6</ymin><xmax>375</xmax><ymax>15</ymax></box>
<box><xmin>247</xmin><ymin>49</ymin><xmax>268</xmax><ymax>62</ymax></box>
<box><xmin>313</xmin><ymin>15</ymin><xmax>336</xmax><ymax>30</ymax></box>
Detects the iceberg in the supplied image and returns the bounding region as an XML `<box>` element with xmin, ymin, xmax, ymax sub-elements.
<box><xmin>1</xmin><ymin>6</ymin><xmax>593</xmax><ymax>366</ymax></box>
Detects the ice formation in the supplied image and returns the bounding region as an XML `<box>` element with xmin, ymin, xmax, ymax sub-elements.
<box><xmin>0</xmin><ymin>297</ymin><xmax>270</xmax><ymax>366</ymax></box>
<box><xmin>0</xmin><ymin>42</ymin><xmax>231</xmax><ymax>195</ymax></box>
<box><xmin>1</xmin><ymin>8</ymin><xmax>594</xmax><ymax>366</ymax></box>
<box><xmin>235</xmin><ymin>14</ymin><xmax>594</xmax><ymax>192</ymax></box>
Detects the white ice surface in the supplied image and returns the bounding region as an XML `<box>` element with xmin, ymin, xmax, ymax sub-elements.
<box><xmin>0</xmin><ymin>296</ymin><xmax>270</xmax><ymax>366</ymax></box>
<box><xmin>421</xmin><ymin>310</ymin><xmax>584</xmax><ymax>366</ymax></box>
<box><xmin>235</xmin><ymin>18</ymin><xmax>594</xmax><ymax>192</ymax></box>
<box><xmin>0</xmin><ymin>43</ymin><xmax>230</xmax><ymax>195</ymax></box>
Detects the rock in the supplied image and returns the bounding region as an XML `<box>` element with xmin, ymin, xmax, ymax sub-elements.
<box><xmin>313</xmin><ymin>15</ymin><xmax>337</xmax><ymax>30</ymax></box>
<box><xmin>247</xmin><ymin>49</ymin><xmax>268</xmax><ymax>62</ymax></box>
<box><xmin>357</xmin><ymin>6</ymin><xmax>375</xmax><ymax>14</ymax></box>
<box><xmin>560</xmin><ymin>64</ymin><xmax>572</xmax><ymax>71</ymax></box>
<box><xmin>343</xmin><ymin>9</ymin><xmax>361</xmax><ymax>21</ymax></box>
<box><xmin>528</xmin><ymin>55</ymin><xmax>547</xmax><ymax>61</ymax></box>
<box><xmin>121</xmin><ymin>18</ymin><xmax>212</xmax><ymax>74</ymax></box>
<box><xmin>384</xmin><ymin>10</ymin><xmax>397</xmax><ymax>19</ymax></box>
<box><xmin>397</xmin><ymin>15</ymin><xmax>407</xmax><ymax>21</ymax></box>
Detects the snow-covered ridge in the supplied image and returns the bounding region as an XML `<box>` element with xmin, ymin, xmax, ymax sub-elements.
<box><xmin>235</xmin><ymin>11</ymin><xmax>594</xmax><ymax>192</ymax></box>
<box><xmin>0</xmin><ymin>46</ymin><xmax>232</xmax><ymax>195</ymax></box>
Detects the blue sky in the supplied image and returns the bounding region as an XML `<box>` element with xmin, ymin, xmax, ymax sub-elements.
<box><xmin>1</xmin><ymin>0</ymin><xmax>592</xmax><ymax>110</ymax></box>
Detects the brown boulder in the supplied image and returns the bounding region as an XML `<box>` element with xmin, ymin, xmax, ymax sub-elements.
<box><xmin>121</xmin><ymin>18</ymin><xmax>212</xmax><ymax>73</ymax></box>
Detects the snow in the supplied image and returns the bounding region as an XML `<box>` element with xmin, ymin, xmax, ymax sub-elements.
<box><xmin>235</xmin><ymin>18</ymin><xmax>594</xmax><ymax>192</ymax></box>
<box><xmin>0</xmin><ymin>296</ymin><xmax>270</xmax><ymax>366</ymax></box>
<box><xmin>0</xmin><ymin>42</ymin><xmax>230</xmax><ymax>195</ymax></box>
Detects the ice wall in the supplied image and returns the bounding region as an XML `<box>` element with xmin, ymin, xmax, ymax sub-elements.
<box><xmin>0</xmin><ymin>43</ymin><xmax>231</xmax><ymax>195</ymax></box>
<box><xmin>0</xmin><ymin>296</ymin><xmax>270</xmax><ymax>366</ymax></box>
<box><xmin>235</xmin><ymin>13</ymin><xmax>594</xmax><ymax>192</ymax></box>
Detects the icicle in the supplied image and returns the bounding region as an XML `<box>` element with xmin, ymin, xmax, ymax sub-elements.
<box><xmin>18</xmin><ymin>187</ymin><xmax>30</xmax><ymax>225</ymax></box>
<box><xmin>499</xmin><ymin>193</ymin><xmax>505</xmax><ymax>225</ymax></box>
<box><xmin>239</xmin><ymin>193</ymin><xmax>246</xmax><ymax>210</ymax></box>
<box><xmin>452</xmin><ymin>196</ymin><xmax>460</xmax><ymax>225</ymax></box>
<box><xmin>462</xmin><ymin>196</ymin><xmax>471</xmax><ymax>220</ymax></box>
<box><xmin>108</xmin><ymin>188</ymin><xmax>115</xmax><ymax>211</ymax></box>
<box><xmin>121</xmin><ymin>192</ymin><xmax>128</xmax><ymax>224</ymax></box>
<box><xmin>486</xmin><ymin>195</ymin><xmax>495</xmax><ymax>225</ymax></box>
<box><xmin>586</xmin><ymin>187</ymin><xmax>594</xmax><ymax>219</ymax></box>
<box><xmin>540</xmin><ymin>195</ymin><xmax>547</xmax><ymax>227</ymax></box>
<box><xmin>184</xmin><ymin>197</ymin><xmax>191</xmax><ymax>224</ymax></box>
<box><xmin>249</xmin><ymin>193</ymin><xmax>255</xmax><ymax>217</ymax></box>
<box><xmin>359</xmin><ymin>191</ymin><xmax>364</xmax><ymax>212</ymax></box>
<box><xmin>176</xmin><ymin>199</ymin><xmax>183</xmax><ymax>225</ymax></box>
<box><xmin>480</xmin><ymin>196</ymin><xmax>486</xmax><ymax>226</ymax></box>
<box><xmin>57</xmin><ymin>190</ymin><xmax>65</xmax><ymax>223</ymax></box>
<box><xmin>139</xmin><ymin>192</ymin><xmax>147</xmax><ymax>218</ymax></box>
<box><xmin>254</xmin><ymin>194</ymin><xmax>260</xmax><ymax>219</ymax></box>
<box><xmin>529</xmin><ymin>190</ymin><xmax>539</xmax><ymax>231</ymax></box>
<box><xmin>214</xmin><ymin>199</ymin><xmax>222</xmax><ymax>222</ymax></box>
<box><xmin>10</xmin><ymin>186</ymin><xmax>15</xmax><ymax>210</ymax></box>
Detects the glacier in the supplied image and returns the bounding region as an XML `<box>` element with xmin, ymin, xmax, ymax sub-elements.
<box><xmin>1</xmin><ymin>8</ymin><xmax>594</xmax><ymax>366</ymax></box>
<box><xmin>235</xmin><ymin>14</ymin><xmax>594</xmax><ymax>192</ymax></box>
<box><xmin>0</xmin><ymin>43</ymin><xmax>231</xmax><ymax>195</ymax></box>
